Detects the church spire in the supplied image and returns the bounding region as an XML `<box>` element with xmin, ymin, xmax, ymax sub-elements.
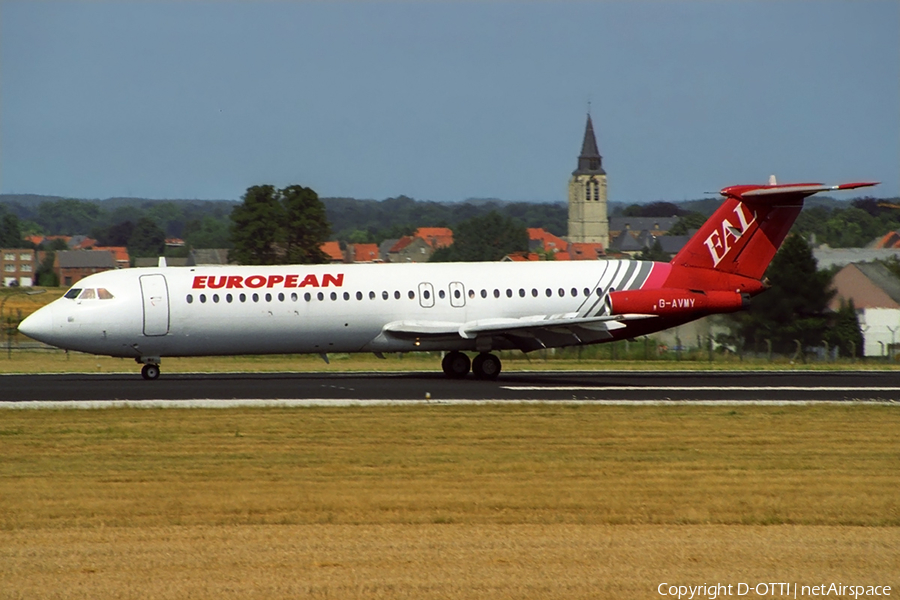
<box><xmin>574</xmin><ymin>113</ymin><xmax>605</xmax><ymax>175</ymax></box>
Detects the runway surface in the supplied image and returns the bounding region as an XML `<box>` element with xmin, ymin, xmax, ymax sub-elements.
<box><xmin>2</xmin><ymin>370</ymin><xmax>900</xmax><ymax>404</ymax></box>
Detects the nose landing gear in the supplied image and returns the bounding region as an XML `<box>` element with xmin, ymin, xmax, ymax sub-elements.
<box><xmin>141</xmin><ymin>364</ymin><xmax>161</xmax><ymax>380</ymax></box>
<box><xmin>136</xmin><ymin>356</ymin><xmax>162</xmax><ymax>380</ymax></box>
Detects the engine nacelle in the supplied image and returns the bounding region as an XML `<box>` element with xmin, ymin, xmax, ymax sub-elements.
<box><xmin>606</xmin><ymin>288</ymin><xmax>749</xmax><ymax>316</ymax></box>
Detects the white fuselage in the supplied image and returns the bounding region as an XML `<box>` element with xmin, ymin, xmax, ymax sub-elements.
<box><xmin>20</xmin><ymin>259</ymin><xmax>664</xmax><ymax>360</ymax></box>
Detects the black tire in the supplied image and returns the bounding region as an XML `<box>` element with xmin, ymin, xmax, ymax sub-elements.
<box><xmin>441</xmin><ymin>351</ymin><xmax>470</xmax><ymax>378</ymax></box>
<box><xmin>472</xmin><ymin>353</ymin><xmax>501</xmax><ymax>380</ymax></box>
<box><xmin>141</xmin><ymin>364</ymin><xmax>161</xmax><ymax>380</ymax></box>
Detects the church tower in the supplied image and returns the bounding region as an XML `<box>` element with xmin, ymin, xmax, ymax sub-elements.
<box><xmin>567</xmin><ymin>114</ymin><xmax>609</xmax><ymax>247</ymax></box>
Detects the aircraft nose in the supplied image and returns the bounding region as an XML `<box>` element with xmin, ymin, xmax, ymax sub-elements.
<box><xmin>18</xmin><ymin>307</ymin><xmax>53</xmax><ymax>343</ymax></box>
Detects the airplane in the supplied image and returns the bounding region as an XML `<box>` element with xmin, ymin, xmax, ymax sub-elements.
<box><xmin>18</xmin><ymin>179</ymin><xmax>877</xmax><ymax>380</ymax></box>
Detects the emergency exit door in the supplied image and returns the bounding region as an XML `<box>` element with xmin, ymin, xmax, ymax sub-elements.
<box><xmin>140</xmin><ymin>274</ymin><xmax>170</xmax><ymax>336</ymax></box>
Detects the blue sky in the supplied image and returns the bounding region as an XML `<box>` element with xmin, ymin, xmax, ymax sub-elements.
<box><xmin>2</xmin><ymin>1</ymin><xmax>897</xmax><ymax>203</ymax></box>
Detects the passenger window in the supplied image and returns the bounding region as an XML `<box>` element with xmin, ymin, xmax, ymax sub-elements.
<box><xmin>200</xmin><ymin>294</ymin><xmax>207</xmax><ymax>303</ymax></box>
<box><xmin>291</xmin><ymin>292</ymin><xmax>298</xmax><ymax>302</ymax></box>
<box><xmin>506</xmin><ymin>289</ymin><xmax>512</xmax><ymax>298</ymax></box>
<box><xmin>343</xmin><ymin>292</ymin><xmax>350</xmax><ymax>300</ymax></box>
<box><xmin>439</xmin><ymin>290</ymin><xmax>446</xmax><ymax>299</ymax></box>
<box><xmin>278</xmin><ymin>293</ymin><xmax>285</xmax><ymax>302</ymax></box>
<box><xmin>423</xmin><ymin>290</ymin><xmax>431</xmax><ymax>300</ymax></box>
<box><xmin>330</xmin><ymin>292</ymin><xmax>337</xmax><ymax>301</ymax></box>
<box><xmin>240</xmin><ymin>293</ymin><xmax>247</xmax><ymax>302</ymax></box>
<box><xmin>97</xmin><ymin>288</ymin><xmax>114</xmax><ymax>300</ymax></box>
<box><xmin>382</xmin><ymin>291</ymin><xmax>389</xmax><ymax>300</ymax></box>
<box><xmin>317</xmin><ymin>292</ymin><xmax>324</xmax><ymax>301</ymax></box>
<box><xmin>518</xmin><ymin>288</ymin><xmax>525</xmax><ymax>297</ymax></box>
<box><xmin>356</xmin><ymin>291</ymin><xmax>363</xmax><ymax>300</ymax></box>
<box><xmin>480</xmin><ymin>289</ymin><xmax>487</xmax><ymax>299</ymax></box>
<box><xmin>213</xmin><ymin>294</ymin><xmax>219</xmax><ymax>303</ymax></box>
<box><xmin>265</xmin><ymin>293</ymin><xmax>272</xmax><ymax>302</ymax></box>
<box><xmin>187</xmin><ymin>294</ymin><xmax>193</xmax><ymax>304</ymax></box>
<box><xmin>64</xmin><ymin>288</ymin><xmax>82</xmax><ymax>300</ymax></box>
<box><xmin>453</xmin><ymin>290</ymin><xmax>461</xmax><ymax>299</ymax></box>
<box><xmin>596</xmin><ymin>288</ymin><xmax>602</xmax><ymax>296</ymax></box>
<box><xmin>545</xmin><ymin>289</ymin><xmax>552</xmax><ymax>297</ymax></box>
<box><xmin>304</xmin><ymin>293</ymin><xmax>311</xmax><ymax>302</ymax></box>
<box><xmin>583</xmin><ymin>288</ymin><xmax>590</xmax><ymax>296</ymax></box>
<box><xmin>393</xmin><ymin>291</ymin><xmax>400</xmax><ymax>300</ymax></box>
<box><xmin>531</xmin><ymin>289</ymin><xmax>538</xmax><ymax>297</ymax></box>
<box><xmin>226</xmin><ymin>294</ymin><xmax>233</xmax><ymax>303</ymax></box>
<box><xmin>369</xmin><ymin>291</ymin><xmax>376</xmax><ymax>300</ymax></box>
<box><xmin>408</xmin><ymin>290</ymin><xmax>415</xmax><ymax>300</ymax></box>
<box><xmin>252</xmin><ymin>293</ymin><xmax>259</xmax><ymax>302</ymax></box>
<box><xmin>571</xmin><ymin>288</ymin><xmax>578</xmax><ymax>297</ymax></box>
<box><xmin>494</xmin><ymin>289</ymin><xmax>500</xmax><ymax>298</ymax></box>
<box><xmin>79</xmin><ymin>289</ymin><xmax>96</xmax><ymax>300</ymax></box>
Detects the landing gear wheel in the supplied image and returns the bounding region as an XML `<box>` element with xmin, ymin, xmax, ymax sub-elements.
<box><xmin>441</xmin><ymin>351</ymin><xmax>471</xmax><ymax>378</ymax></box>
<box><xmin>472</xmin><ymin>353</ymin><xmax>502</xmax><ymax>380</ymax></box>
<box><xmin>141</xmin><ymin>364</ymin><xmax>161</xmax><ymax>380</ymax></box>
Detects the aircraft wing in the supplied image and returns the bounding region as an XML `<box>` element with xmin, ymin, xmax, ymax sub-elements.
<box><xmin>382</xmin><ymin>313</ymin><xmax>656</xmax><ymax>352</ymax></box>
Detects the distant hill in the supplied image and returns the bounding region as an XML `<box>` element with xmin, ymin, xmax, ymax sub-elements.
<box><xmin>3</xmin><ymin>191</ymin><xmax>895</xmax><ymax>247</ymax></box>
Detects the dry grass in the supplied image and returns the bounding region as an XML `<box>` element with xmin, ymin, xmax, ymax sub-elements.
<box><xmin>0</xmin><ymin>405</ymin><xmax>898</xmax><ymax>598</ymax></box>
<box><xmin>2</xmin><ymin>525</ymin><xmax>896</xmax><ymax>600</ymax></box>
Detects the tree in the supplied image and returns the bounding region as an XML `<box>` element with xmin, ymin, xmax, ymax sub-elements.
<box><xmin>183</xmin><ymin>217</ymin><xmax>232</xmax><ymax>249</ymax></box>
<box><xmin>229</xmin><ymin>185</ymin><xmax>282</xmax><ymax>265</ymax></box>
<box><xmin>229</xmin><ymin>184</ymin><xmax>330</xmax><ymax>265</ymax></box>
<box><xmin>668</xmin><ymin>212</ymin><xmax>707</xmax><ymax>236</ymax></box>
<box><xmin>733</xmin><ymin>234</ymin><xmax>834</xmax><ymax>354</ymax></box>
<box><xmin>35</xmin><ymin>252</ymin><xmax>59</xmax><ymax>287</ymax></box>
<box><xmin>430</xmin><ymin>211</ymin><xmax>527</xmax><ymax>262</ymax></box>
<box><xmin>128</xmin><ymin>217</ymin><xmax>166</xmax><ymax>260</ymax></box>
<box><xmin>0</xmin><ymin>206</ymin><xmax>23</xmax><ymax>247</ymax></box>
<box><xmin>827</xmin><ymin>298</ymin><xmax>864</xmax><ymax>358</ymax></box>
<box><xmin>637</xmin><ymin>238</ymin><xmax>669</xmax><ymax>262</ymax></box>
<box><xmin>93</xmin><ymin>220</ymin><xmax>135</xmax><ymax>247</ymax></box>
<box><xmin>281</xmin><ymin>185</ymin><xmax>329</xmax><ymax>264</ymax></box>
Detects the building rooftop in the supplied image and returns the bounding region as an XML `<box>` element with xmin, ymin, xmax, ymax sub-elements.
<box><xmin>57</xmin><ymin>250</ymin><xmax>117</xmax><ymax>269</ymax></box>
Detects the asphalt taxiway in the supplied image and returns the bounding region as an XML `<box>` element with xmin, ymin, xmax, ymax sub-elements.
<box><xmin>2</xmin><ymin>370</ymin><xmax>899</xmax><ymax>404</ymax></box>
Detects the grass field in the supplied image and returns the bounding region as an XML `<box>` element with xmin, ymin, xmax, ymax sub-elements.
<box><xmin>1</xmin><ymin>404</ymin><xmax>897</xmax><ymax>598</ymax></box>
<box><xmin>3</xmin><ymin>348</ymin><xmax>900</xmax><ymax>375</ymax></box>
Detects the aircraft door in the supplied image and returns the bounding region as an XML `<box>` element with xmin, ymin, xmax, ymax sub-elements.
<box><xmin>140</xmin><ymin>274</ymin><xmax>170</xmax><ymax>336</ymax></box>
<box><xmin>449</xmin><ymin>281</ymin><xmax>466</xmax><ymax>308</ymax></box>
<box><xmin>418</xmin><ymin>282</ymin><xmax>435</xmax><ymax>308</ymax></box>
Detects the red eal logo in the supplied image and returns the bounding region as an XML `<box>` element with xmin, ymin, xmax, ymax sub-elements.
<box><xmin>703</xmin><ymin>203</ymin><xmax>756</xmax><ymax>267</ymax></box>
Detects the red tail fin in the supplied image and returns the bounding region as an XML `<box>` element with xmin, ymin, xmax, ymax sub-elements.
<box><xmin>670</xmin><ymin>181</ymin><xmax>878</xmax><ymax>281</ymax></box>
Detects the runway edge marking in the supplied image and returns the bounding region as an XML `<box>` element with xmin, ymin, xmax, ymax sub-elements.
<box><xmin>2</xmin><ymin>399</ymin><xmax>898</xmax><ymax>410</ymax></box>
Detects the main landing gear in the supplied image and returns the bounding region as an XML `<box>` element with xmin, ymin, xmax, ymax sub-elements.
<box><xmin>137</xmin><ymin>357</ymin><xmax>161</xmax><ymax>380</ymax></box>
<box><xmin>441</xmin><ymin>351</ymin><xmax>502</xmax><ymax>380</ymax></box>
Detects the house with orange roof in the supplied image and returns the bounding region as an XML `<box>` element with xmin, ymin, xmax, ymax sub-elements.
<box><xmin>387</xmin><ymin>228</ymin><xmax>455</xmax><ymax>263</ymax></box>
<box><xmin>569</xmin><ymin>242</ymin><xmax>605</xmax><ymax>260</ymax></box>
<box><xmin>319</xmin><ymin>241</ymin><xmax>345</xmax><ymax>264</ymax></box>
<box><xmin>527</xmin><ymin>228</ymin><xmax>568</xmax><ymax>255</ymax></box>
<box><xmin>93</xmin><ymin>246</ymin><xmax>130</xmax><ymax>268</ymax></box>
<box><xmin>414</xmin><ymin>227</ymin><xmax>453</xmax><ymax>250</ymax></box>
<box><xmin>350</xmin><ymin>243</ymin><xmax>381</xmax><ymax>263</ymax></box>
<box><xmin>502</xmin><ymin>252</ymin><xmax>542</xmax><ymax>262</ymax></box>
<box><xmin>872</xmin><ymin>231</ymin><xmax>900</xmax><ymax>249</ymax></box>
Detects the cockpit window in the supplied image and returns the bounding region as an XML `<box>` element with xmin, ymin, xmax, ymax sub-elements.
<box><xmin>68</xmin><ymin>288</ymin><xmax>115</xmax><ymax>301</ymax></box>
